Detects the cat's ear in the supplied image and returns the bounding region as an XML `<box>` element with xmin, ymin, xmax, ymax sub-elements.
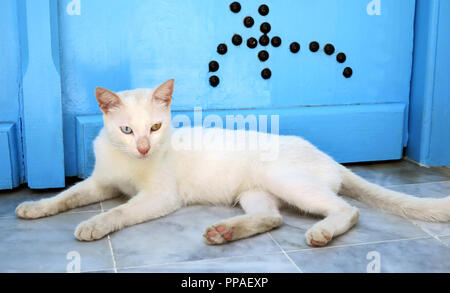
<box><xmin>95</xmin><ymin>87</ymin><xmax>123</xmax><ymax>114</ymax></box>
<box><xmin>152</xmin><ymin>79</ymin><xmax>174</xmax><ymax>107</ymax></box>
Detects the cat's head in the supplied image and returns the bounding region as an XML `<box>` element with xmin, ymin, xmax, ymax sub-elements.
<box><xmin>95</xmin><ymin>79</ymin><xmax>174</xmax><ymax>159</ymax></box>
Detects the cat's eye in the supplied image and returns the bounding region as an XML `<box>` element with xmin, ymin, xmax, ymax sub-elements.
<box><xmin>120</xmin><ymin>126</ymin><xmax>133</xmax><ymax>134</ymax></box>
<box><xmin>151</xmin><ymin>123</ymin><xmax>162</xmax><ymax>132</ymax></box>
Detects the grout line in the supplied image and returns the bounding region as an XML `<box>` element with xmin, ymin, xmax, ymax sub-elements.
<box><xmin>436</xmin><ymin>235</ymin><xmax>450</xmax><ymax>248</ymax></box>
<box><xmin>268</xmin><ymin>232</ymin><xmax>303</xmax><ymax>273</ymax></box>
<box><xmin>100</xmin><ymin>202</ymin><xmax>118</xmax><ymax>273</ymax></box>
<box><xmin>436</xmin><ymin>237</ymin><xmax>450</xmax><ymax>248</ymax></box>
<box><xmin>282</xmin><ymin>235</ymin><xmax>433</xmax><ymax>254</ymax></box>
<box><xmin>106</xmin><ymin>236</ymin><xmax>118</xmax><ymax>273</ymax></box>
<box><xmin>410</xmin><ymin>220</ymin><xmax>450</xmax><ymax>248</ymax></box>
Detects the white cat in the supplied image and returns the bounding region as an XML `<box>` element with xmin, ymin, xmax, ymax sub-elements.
<box><xmin>16</xmin><ymin>79</ymin><xmax>450</xmax><ymax>247</ymax></box>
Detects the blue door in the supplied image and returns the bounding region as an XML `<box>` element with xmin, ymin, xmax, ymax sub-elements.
<box><xmin>0</xmin><ymin>0</ymin><xmax>418</xmax><ymax>188</ymax></box>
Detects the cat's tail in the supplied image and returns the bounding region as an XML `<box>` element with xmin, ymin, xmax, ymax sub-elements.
<box><xmin>339</xmin><ymin>166</ymin><xmax>450</xmax><ymax>222</ymax></box>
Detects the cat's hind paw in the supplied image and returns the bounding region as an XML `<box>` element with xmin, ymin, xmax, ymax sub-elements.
<box><xmin>203</xmin><ymin>224</ymin><xmax>234</xmax><ymax>245</ymax></box>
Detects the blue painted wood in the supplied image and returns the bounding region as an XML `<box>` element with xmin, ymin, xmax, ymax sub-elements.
<box><xmin>407</xmin><ymin>0</ymin><xmax>450</xmax><ymax>166</ymax></box>
<box><xmin>76</xmin><ymin>103</ymin><xmax>406</xmax><ymax>178</ymax></box>
<box><xmin>0</xmin><ymin>0</ymin><xmax>25</xmax><ymax>187</ymax></box>
<box><xmin>58</xmin><ymin>0</ymin><xmax>415</xmax><ymax>177</ymax></box>
<box><xmin>0</xmin><ymin>123</ymin><xmax>20</xmax><ymax>189</ymax></box>
<box><xmin>76</xmin><ymin>115</ymin><xmax>103</xmax><ymax>179</ymax></box>
<box><xmin>21</xmin><ymin>0</ymin><xmax>65</xmax><ymax>188</ymax></box>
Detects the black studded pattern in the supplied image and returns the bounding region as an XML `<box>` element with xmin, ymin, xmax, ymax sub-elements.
<box><xmin>290</xmin><ymin>42</ymin><xmax>300</xmax><ymax>53</ymax></box>
<box><xmin>207</xmin><ymin>4</ymin><xmax>354</xmax><ymax>87</ymax></box>
<box><xmin>259</xmin><ymin>35</ymin><xmax>270</xmax><ymax>46</ymax></box>
<box><xmin>209</xmin><ymin>75</ymin><xmax>220</xmax><ymax>87</ymax></box>
<box><xmin>258</xmin><ymin>50</ymin><xmax>269</xmax><ymax>62</ymax></box>
<box><xmin>247</xmin><ymin>37</ymin><xmax>258</xmax><ymax>49</ymax></box>
<box><xmin>260</xmin><ymin>22</ymin><xmax>271</xmax><ymax>34</ymax></box>
<box><xmin>209</xmin><ymin>61</ymin><xmax>219</xmax><ymax>72</ymax></box>
<box><xmin>310</xmin><ymin>41</ymin><xmax>320</xmax><ymax>52</ymax></box>
<box><xmin>232</xmin><ymin>34</ymin><xmax>243</xmax><ymax>46</ymax></box>
<box><xmin>261</xmin><ymin>68</ymin><xmax>272</xmax><ymax>79</ymax></box>
<box><xmin>271</xmin><ymin>36</ymin><xmax>282</xmax><ymax>47</ymax></box>
<box><xmin>229</xmin><ymin>2</ymin><xmax>241</xmax><ymax>13</ymax></box>
<box><xmin>243</xmin><ymin>16</ymin><xmax>254</xmax><ymax>28</ymax></box>
<box><xmin>217</xmin><ymin>43</ymin><xmax>228</xmax><ymax>55</ymax></box>
<box><xmin>324</xmin><ymin>44</ymin><xmax>335</xmax><ymax>55</ymax></box>
<box><xmin>258</xmin><ymin>4</ymin><xmax>269</xmax><ymax>16</ymax></box>
<box><xmin>343</xmin><ymin>67</ymin><xmax>353</xmax><ymax>78</ymax></box>
<box><xmin>337</xmin><ymin>53</ymin><xmax>347</xmax><ymax>63</ymax></box>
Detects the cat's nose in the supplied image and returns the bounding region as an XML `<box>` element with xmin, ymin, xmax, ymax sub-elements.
<box><xmin>138</xmin><ymin>145</ymin><xmax>150</xmax><ymax>155</ymax></box>
<box><xmin>137</xmin><ymin>137</ymin><xmax>150</xmax><ymax>155</ymax></box>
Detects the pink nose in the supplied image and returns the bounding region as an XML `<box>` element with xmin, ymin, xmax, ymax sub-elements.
<box><xmin>138</xmin><ymin>145</ymin><xmax>150</xmax><ymax>155</ymax></box>
<box><xmin>137</xmin><ymin>137</ymin><xmax>150</xmax><ymax>155</ymax></box>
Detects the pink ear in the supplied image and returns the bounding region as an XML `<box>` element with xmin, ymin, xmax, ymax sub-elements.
<box><xmin>95</xmin><ymin>87</ymin><xmax>123</xmax><ymax>113</ymax></box>
<box><xmin>152</xmin><ymin>79</ymin><xmax>174</xmax><ymax>106</ymax></box>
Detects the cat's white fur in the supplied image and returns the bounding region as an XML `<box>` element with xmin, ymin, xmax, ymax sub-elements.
<box><xmin>16</xmin><ymin>80</ymin><xmax>450</xmax><ymax>247</ymax></box>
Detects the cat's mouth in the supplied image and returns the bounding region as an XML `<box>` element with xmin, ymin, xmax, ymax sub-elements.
<box><xmin>138</xmin><ymin>154</ymin><xmax>149</xmax><ymax>160</ymax></box>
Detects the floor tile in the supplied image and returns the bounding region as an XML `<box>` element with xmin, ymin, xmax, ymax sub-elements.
<box><xmin>118</xmin><ymin>253</ymin><xmax>299</xmax><ymax>273</ymax></box>
<box><xmin>85</xmin><ymin>269</ymin><xmax>116</xmax><ymax>273</ymax></box>
<box><xmin>388</xmin><ymin>181</ymin><xmax>450</xmax><ymax>198</ymax></box>
<box><xmin>0</xmin><ymin>212</ymin><xmax>114</xmax><ymax>273</ymax></box>
<box><xmin>0</xmin><ymin>185</ymin><xmax>101</xmax><ymax>218</ymax></box>
<box><xmin>271</xmin><ymin>201</ymin><xmax>429</xmax><ymax>251</ymax></box>
<box><xmin>287</xmin><ymin>237</ymin><xmax>450</xmax><ymax>273</ymax></box>
<box><xmin>441</xmin><ymin>236</ymin><xmax>450</xmax><ymax>246</ymax></box>
<box><xmin>110</xmin><ymin>205</ymin><xmax>282</xmax><ymax>269</ymax></box>
<box><xmin>345</xmin><ymin>160</ymin><xmax>450</xmax><ymax>187</ymax></box>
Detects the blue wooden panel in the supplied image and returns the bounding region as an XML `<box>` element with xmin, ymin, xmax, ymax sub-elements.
<box><xmin>76</xmin><ymin>103</ymin><xmax>406</xmax><ymax>178</ymax></box>
<box><xmin>407</xmin><ymin>0</ymin><xmax>450</xmax><ymax>166</ymax></box>
<box><xmin>59</xmin><ymin>0</ymin><xmax>415</xmax><ymax>176</ymax></box>
<box><xmin>0</xmin><ymin>0</ymin><xmax>25</xmax><ymax>186</ymax></box>
<box><xmin>76</xmin><ymin>115</ymin><xmax>103</xmax><ymax>179</ymax></box>
<box><xmin>0</xmin><ymin>123</ymin><xmax>20</xmax><ymax>189</ymax></box>
<box><xmin>21</xmin><ymin>0</ymin><xmax>65</xmax><ymax>188</ymax></box>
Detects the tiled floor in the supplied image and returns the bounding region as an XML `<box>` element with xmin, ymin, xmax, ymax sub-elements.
<box><xmin>0</xmin><ymin>160</ymin><xmax>449</xmax><ymax>273</ymax></box>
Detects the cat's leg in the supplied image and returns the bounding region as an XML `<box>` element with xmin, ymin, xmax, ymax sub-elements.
<box><xmin>16</xmin><ymin>178</ymin><xmax>119</xmax><ymax>219</ymax></box>
<box><xmin>261</xmin><ymin>167</ymin><xmax>359</xmax><ymax>247</ymax></box>
<box><xmin>203</xmin><ymin>190</ymin><xmax>283</xmax><ymax>245</ymax></box>
<box><xmin>75</xmin><ymin>189</ymin><xmax>182</xmax><ymax>241</ymax></box>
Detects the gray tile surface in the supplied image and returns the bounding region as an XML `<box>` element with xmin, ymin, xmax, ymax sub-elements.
<box><xmin>0</xmin><ymin>212</ymin><xmax>114</xmax><ymax>273</ymax></box>
<box><xmin>110</xmin><ymin>205</ymin><xmax>282</xmax><ymax>269</ymax></box>
<box><xmin>441</xmin><ymin>236</ymin><xmax>450</xmax><ymax>246</ymax></box>
<box><xmin>0</xmin><ymin>160</ymin><xmax>449</xmax><ymax>273</ymax></box>
<box><xmin>118</xmin><ymin>253</ymin><xmax>299</xmax><ymax>273</ymax></box>
<box><xmin>345</xmin><ymin>160</ymin><xmax>450</xmax><ymax>186</ymax></box>
<box><xmin>287</xmin><ymin>237</ymin><xmax>450</xmax><ymax>273</ymax></box>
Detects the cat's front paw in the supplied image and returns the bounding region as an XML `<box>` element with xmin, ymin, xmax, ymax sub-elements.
<box><xmin>16</xmin><ymin>201</ymin><xmax>49</xmax><ymax>219</ymax></box>
<box><xmin>75</xmin><ymin>218</ymin><xmax>111</xmax><ymax>241</ymax></box>
<box><xmin>305</xmin><ymin>227</ymin><xmax>333</xmax><ymax>247</ymax></box>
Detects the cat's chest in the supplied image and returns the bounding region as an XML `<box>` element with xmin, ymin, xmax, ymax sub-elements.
<box><xmin>95</xmin><ymin>155</ymin><xmax>152</xmax><ymax>197</ymax></box>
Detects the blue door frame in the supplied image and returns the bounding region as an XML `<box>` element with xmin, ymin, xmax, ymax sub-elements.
<box><xmin>0</xmin><ymin>0</ymin><xmax>448</xmax><ymax>189</ymax></box>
